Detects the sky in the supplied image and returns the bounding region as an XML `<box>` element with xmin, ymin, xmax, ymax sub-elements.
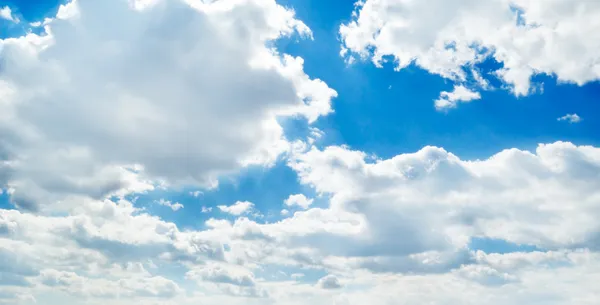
<box><xmin>1</xmin><ymin>0</ymin><xmax>600</xmax><ymax>304</ymax></box>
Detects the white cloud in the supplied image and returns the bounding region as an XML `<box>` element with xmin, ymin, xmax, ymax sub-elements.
<box><xmin>0</xmin><ymin>198</ymin><xmax>219</xmax><ymax>303</ymax></box>
<box><xmin>341</xmin><ymin>0</ymin><xmax>600</xmax><ymax>97</ymax></box>
<box><xmin>37</xmin><ymin>268</ymin><xmax>182</xmax><ymax>298</ymax></box>
<box><xmin>287</xmin><ymin>141</ymin><xmax>600</xmax><ymax>254</ymax></box>
<box><xmin>218</xmin><ymin>201</ymin><xmax>254</xmax><ymax>216</ymax></box>
<box><xmin>186</xmin><ymin>263</ymin><xmax>256</xmax><ymax>287</ymax></box>
<box><xmin>2</xmin><ymin>141</ymin><xmax>600</xmax><ymax>304</ymax></box>
<box><xmin>434</xmin><ymin>85</ymin><xmax>481</xmax><ymax>110</ymax></box>
<box><xmin>0</xmin><ymin>0</ymin><xmax>336</xmax><ymax>211</ymax></box>
<box><xmin>185</xmin><ymin>263</ymin><xmax>269</xmax><ymax>298</ymax></box>
<box><xmin>1</xmin><ymin>0</ymin><xmax>600</xmax><ymax>304</ymax></box>
<box><xmin>290</xmin><ymin>273</ymin><xmax>304</xmax><ymax>280</ymax></box>
<box><xmin>190</xmin><ymin>190</ymin><xmax>203</xmax><ymax>197</ymax></box>
<box><xmin>0</xmin><ymin>6</ymin><xmax>17</xmax><ymax>23</ymax></box>
<box><xmin>316</xmin><ymin>275</ymin><xmax>342</xmax><ymax>289</ymax></box>
<box><xmin>284</xmin><ymin>194</ymin><xmax>314</xmax><ymax>209</ymax></box>
<box><xmin>156</xmin><ymin>199</ymin><xmax>184</xmax><ymax>211</ymax></box>
<box><xmin>558</xmin><ymin>113</ymin><xmax>582</xmax><ymax>124</ymax></box>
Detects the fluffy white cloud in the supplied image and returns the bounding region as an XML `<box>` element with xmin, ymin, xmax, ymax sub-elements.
<box><xmin>434</xmin><ymin>85</ymin><xmax>481</xmax><ymax>110</ymax></box>
<box><xmin>0</xmin><ymin>198</ymin><xmax>219</xmax><ymax>304</ymax></box>
<box><xmin>316</xmin><ymin>275</ymin><xmax>342</xmax><ymax>289</ymax></box>
<box><xmin>0</xmin><ymin>0</ymin><xmax>336</xmax><ymax>211</ymax></box>
<box><xmin>288</xmin><ymin>141</ymin><xmax>600</xmax><ymax>253</ymax></box>
<box><xmin>2</xmin><ymin>142</ymin><xmax>600</xmax><ymax>304</ymax></box>
<box><xmin>558</xmin><ymin>113</ymin><xmax>582</xmax><ymax>124</ymax></box>
<box><xmin>0</xmin><ymin>6</ymin><xmax>17</xmax><ymax>23</ymax></box>
<box><xmin>341</xmin><ymin>0</ymin><xmax>600</xmax><ymax>99</ymax></box>
<box><xmin>218</xmin><ymin>201</ymin><xmax>254</xmax><ymax>216</ymax></box>
<box><xmin>38</xmin><ymin>268</ymin><xmax>182</xmax><ymax>298</ymax></box>
<box><xmin>284</xmin><ymin>193</ymin><xmax>314</xmax><ymax>209</ymax></box>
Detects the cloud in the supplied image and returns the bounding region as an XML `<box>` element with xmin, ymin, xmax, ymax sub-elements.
<box><xmin>341</xmin><ymin>0</ymin><xmax>600</xmax><ymax>97</ymax></box>
<box><xmin>284</xmin><ymin>194</ymin><xmax>314</xmax><ymax>209</ymax></box>
<box><xmin>38</xmin><ymin>269</ymin><xmax>182</xmax><ymax>298</ymax></box>
<box><xmin>317</xmin><ymin>275</ymin><xmax>342</xmax><ymax>289</ymax></box>
<box><xmin>558</xmin><ymin>113</ymin><xmax>582</xmax><ymax>124</ymax></box>
<box><xmin>2</xmin><ymin>140</ymin><xmax>600</xmax><ymax>304</ymax></box>
<box><xmin>156</xmin><ymin>199</ymin><xmax>184</xmax><ymax>211</ymax></box>
<box><xmin>287</xmin><ymin>141</ymin><xmax>600</xmax><ymax>255</ymax></box>
<box><xmin>291</xmin><ymin>273</ymin><xmax>304</xmax><ymax>280</ymax></box>
<box><xmin>1</xmin><ymin>0</ymin><xmax>600</xmax><ymax>304</ymax></box>
<box><xmin>0</xmin><ymin>6</ymin><xmax>17</xmax><ymax>23</ymax></box>
<box><xmin>0</xmin><ymin>0</ymin><xmax>336</xmax><ymax>211</ymax></box>
<box><xmin>434</xmin><ymin>85</ymin><xmax>481</xmax><ymax>110</ymax></box>
<box><xmin>218</xmin><ymin>201</ymin><xmax>254</xmax><ymax>216</ymax></box>
<box><xmin>186</xmin><ymin>263</ymin><xmax>256</xmax><ymax>287</ymax></box>
<box><xmin>190</xmin><ymin>191</ymin><xmax>203</xmax><ymax>197</ymax></box>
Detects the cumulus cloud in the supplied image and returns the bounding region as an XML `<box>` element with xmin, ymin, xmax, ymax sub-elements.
<box><xmin>38</xmin><ymin>269</ymin><xmax>182</xmax><ymax>298</ymax></box>
<box><xmin>0</xmin><ymin>6</ymin><xmax>17</xmax><ymax>23</ymax></box>
<box><xmin>284</xmin><ymin>194</ymin><xmax>314</xmax><ymax>209</ymax></box>
<box><xmin>434</xmin><ymin>85</ymin><xmax>481</xmax><ymax>110</ymax></box>
<box><xmin>218</xmin><ymin>201</ymin><xmax>254</xmax><ymax>216</ymax></box>
<box><xmin>2</xmin><ymin>142</ymin><xmax>600</xmax><ymax>304</ymax></box>
<box><xmin>186</xmin><ymin>263</ymin><xmax>256</xmax><ymax>287</ymax></box>
<box><xmin>288</xmin><ymin>141</ymin><xmax>600</xmax><ymax>253</ymax></box>
<box><xmin>1</xmin><ymin>0</ymin><xmax>600</xmax><ymax>304</ymax></box>
<box><xmin>317</xmin><ymin>275</ymin><xmax>342</xmax><ymax>289</ymax></box>
<box><xmin>341</xmin><ymin>0</ymin><xmax>600</xmax><ymax>97</ymax></box>
<box><xmin>0</xmin><ymin>0</ymin><xmax>336</xmax><ymax>211</ymax></box>
<box><xmin>558</xmin><ymin>113</ymin><xmax>582</xmax><ymax>124</ymax></box>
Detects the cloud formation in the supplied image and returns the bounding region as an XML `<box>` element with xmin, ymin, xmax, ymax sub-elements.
<box><xmin>0</xmin><ymin>6</ymin><xmax>17</xmax><ymax>23</ymax></box>
<box><xmin>218</xmin><ymin>201</ymin><xmax>255</xmax><ymax>216</ymax></box>
<box><xmin>284</xmin><ymin>194</ymin><xmax>314</xmax><ymax>209</ymax></box>
<box><xmin>558</xmin><ymin>113</ymin><xmax>582</xmax><ymax>124</ymax></box>
<box><xmin>0</xmin><ymin>0</ymin><xmax>599</xmax><ymax>304</ymax></box>
<box><xmin>341</xmin><ymin>0</ymin><xmax>600</xmax><ymax>102</ymax></box>
<box><xmin>0</xmin><ymin>0</ymin><xmax>336</xmax><ymax>211</ymax></box>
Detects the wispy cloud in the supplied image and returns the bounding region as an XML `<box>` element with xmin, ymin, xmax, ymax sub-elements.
<box><xmin>557</xmin><ymin>113</ymin><xmax>582</xmax><ymax>124</ymax></box>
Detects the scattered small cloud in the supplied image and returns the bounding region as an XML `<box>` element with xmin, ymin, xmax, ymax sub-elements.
<box><xmin>189</xmin><ymin>191</ymin><xmax>203</xmax><ymax>197</ymax></box>
<box><xmin>201</xmin><ymin>206</ymin><xmax>213</xmax><ymax>213</ymax></box>
<box><xmin>434</xmin><ymin>85</ymin><xmax>481</xmax><ymax>111</ymax></box>
<box><xmin>291</xmin><ymin>273</ymin><xmax>304</xmax><ymax>280</ymax></box>
<box><xmin>557</xmin><ymin>113</ymin><xmax>582</xmax><ymax>124</ymax></box>
<box><xmin>284</xmin><ymin>194</ymin><xmax>313</xmax><ymax>209</ymax></box>
<box><xmin>308</xmin><ymin>127</ymin><xmax>324</xmax><ymax>145</ymax></box>
<box><xmin>156</xmin><ymin>199</ymin><xmax>184</xmax><ymax>211</ymax></box>
<box><xmin>218</xmin><ymin>201</ymin><xmax>254</xmax><ymax>216</ymax></box>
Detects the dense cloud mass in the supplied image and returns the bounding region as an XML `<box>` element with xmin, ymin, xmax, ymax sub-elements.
<box><xmin>0</xmin><ymin>0</ymin><xmax>336</xmax><ymax>211</ymax></box>
<box><xmin>0</xmin><ymin>0</ymin><xmax>599</xmax><ymax>304</ymax></box>
<box><xmin>2</xmin><ymin>141</ymin><xmax>600</xmax><ymax>304</ymax></box>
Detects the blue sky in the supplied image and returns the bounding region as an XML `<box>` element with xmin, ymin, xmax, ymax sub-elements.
<box><xmin>1</xmin><ymin>0</ymin><xmax>600</xmax><ymax>304</ymax></box>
